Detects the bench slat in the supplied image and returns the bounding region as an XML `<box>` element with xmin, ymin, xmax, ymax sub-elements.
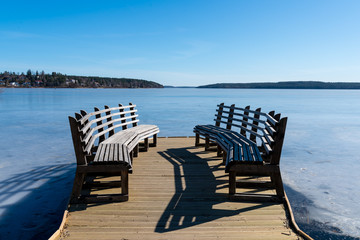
<box><xmin>103</xmin><ymin>144</ymin><xmax>110</xmax><ymax>162</ymax></box>
<box><xmin>93</xmin><ymin>144</ymin><xmax>102</xmax><ymax>162</ymax></box>
<box><xmin>122</xmin><ymin>144</ymin><xmax>129</xmax><ymax>163</ymax></box>
<box><xmin>109</xmin><ymin>144</ymin><xmax>115</xmax><ymax>162</ymax></box>
<box><xmin>84</xmin><ymin>119</ymin><xmax>140</xmax><ymax>153</ymax></box>
<box><xmin>265</xmin><ymin>122</ymin><xmax>276</xmax><ymax>135</ymax></box>
<box><xmin>194</xmin><ymin>124</ymin><xmax>263</xmax><ymax>167</ymax></box>
<box><xmin>212</xmin><ymin>121</ymin><xmax>274</xmax><ymax>149</ymax></box>
<box><xmin>213</xmin><ymin>120</ymin><xmax>260</xmax><ymax>143</ymax></box>
<box><xmin>215</xmin><ymin>112</ymin><xmax>277</xmax><ymax>137</ymax></box>
<box><xmin>262</xmin><ymin>141</ymin><xmax>272</xmax><ymax>155</ymax></box>
<box><xmin>79</xmin><ymin>105</ymin><xmax>136</xmax><ymax>125</ymax></box>
<box><xmin>82</xmin><ymin>114</ymin><xmax>139</xmax><ymax>140</ymax></box>
<box><xmin>226</xmin><ymin>131</ymin><xmax>258</xmax><ymax>163</ymax></box>
<box><xmin>82</xmin><ymin>110</ymin><xmax>138</xmax><ymax>134</ymax></box>
<box><xmin>114</xmin><ymin>144</ymin><xmax>119</xmax><ymax>161</ymax></box>
<box><xmin>216</xmin><ymin>111</ymin><xmax>268</xmax><ymax>126</ymax></box>
<box><xmin>220</xmin><ymin>105</ymin><xmax>278</xmax><ymax>125</ymax></box>
<box><xmin>97</xmin><ymin>143</ymin><xmax>106</xmax><ymax>163</ymax></box>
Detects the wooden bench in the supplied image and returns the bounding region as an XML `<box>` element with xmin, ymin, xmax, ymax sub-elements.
<box><xmin>194</xmin><ymin>103</ymin><xmax>287</xmax><ymax>202</ymax></box>
<box><xmin>68</xmin><ymin>103</ymin><xmax>159</xmax><ymax>203</ymax></box>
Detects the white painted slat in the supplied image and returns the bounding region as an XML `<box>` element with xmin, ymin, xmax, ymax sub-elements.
<box><xmin>79</xmin><ymin>105</ymin><xmax>136</xmax><ymax>124</ymax></box>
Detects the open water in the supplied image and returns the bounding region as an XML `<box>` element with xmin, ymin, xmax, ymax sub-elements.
<box><xmin>0</xmin><ymin>88</ymin><xmax>360</xmax><ymax>239</ymax></box>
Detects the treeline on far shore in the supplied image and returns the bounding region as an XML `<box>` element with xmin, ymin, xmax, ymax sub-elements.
<box><xmin>198</xmin><ymin>81</ymin><xmax>360</xmax><ymax>89</ymax></box>
<box><xmin>0</xmin><ymin>70</ymin><xmax>163</xmax><ymax>88</ymax></box>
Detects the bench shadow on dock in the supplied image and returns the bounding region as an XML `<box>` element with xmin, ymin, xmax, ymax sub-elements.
<box><xmin>155</xmin><ymin>146</ymin><xmax>274</xmax><ymax>233</ymax></box>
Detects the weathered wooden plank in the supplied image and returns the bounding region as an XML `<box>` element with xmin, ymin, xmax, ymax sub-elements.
<box><xmin>113</xmin><ymin>143</ymin><xmax>118</xmax><ymax>161</ymax></box>
<box><xmin>108</xmin><ymin>143</ymin><xmax>114</xmax><ymax>162</ymax></box>
<box><xmin>103</xmin><ymin>143</ymin><xmax>111</xmax><ymax>162</ymax></box>
<box><xmin>95</xmin><ymin>144</ymin><xmax>106</xmax><ymax>163</ymax></box>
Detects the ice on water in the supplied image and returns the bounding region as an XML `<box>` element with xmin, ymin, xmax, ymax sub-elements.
<box><xmin>0</xmin><ymin>88</ymin><xmax>360</xmax><ymax>238</ymax></box>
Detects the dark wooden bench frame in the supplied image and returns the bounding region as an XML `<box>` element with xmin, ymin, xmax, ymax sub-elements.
<box><xmin>194</xmin><ymin>103</ymin><xmax>287</xmax><ymax>202</ymax></box>
<box><xmin>69</xmin><ymin>103</ymin><xmax>159</xmax><ymax>203</ymax></box>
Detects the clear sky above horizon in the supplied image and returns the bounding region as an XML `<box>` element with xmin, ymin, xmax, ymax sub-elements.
<box><xmin>1</xmin><ymin>0</ymin><xmax>360</xmax><ymax>86</ymax></box>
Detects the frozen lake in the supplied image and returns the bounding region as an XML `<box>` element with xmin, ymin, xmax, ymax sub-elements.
<box><xmin>0</xmin><ymin>88</ymin><xmax>359</xmax><ymax>239</ymax></box>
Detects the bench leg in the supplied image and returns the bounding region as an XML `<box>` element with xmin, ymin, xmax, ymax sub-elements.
<box><xmin>70</xmin><ymin>172</ymin><xmax>85</xmax><ymax>203</ymax></box>
<box><xmin>134</xmin><ymin>144</ymin><xmax>139</xmax><ymax>157</ymax></box>
<box><xmin>150</xmin><ymin>134</ymin><xmax>157</xmax><ymax>147</ymax></box>
<box><xmin>154</xmin><ymin>134</ymin><xmax>157</xmax><ymax>146</ymax></box>
<box><xmin>121</xmin><ymin>170</ymin><xmax>129</xmax><ymax>196</ymax></box>
<box><xmin>271</xmin><ymin>171</ymin><xmax>285</xmax><ymax>199</ymax></box>
<box><xmin>195</xmin><ymin>133</ymin><xmax>200</xmax><ymax>146</ymax></box>
<box><xmin>222</xmin><ymin>151</ymin><xmax>227</xmax><ymax>165</ymax></box>
<box><xmin>217</xmin><ymin>144</ymin><xmax>222</xmax><ymax>157</ymax></box>
<box><xmin>144</xmin><ymin>138</ymin><xmax>149</xmax><ymax>151</ymax></box>
<box><xmin>130</xmin><ymin>150</ymin><xmax>134</xmax><ymax>162</ymax></box>
<box><xmin>229</xmin><ymin>171</ymin><xmax>236</xmax><ymax>195</ymax></box>
<box><xmin>205</xmin><ymin>137</ymin><xmax>210</xmax><ymax>151</ymax></box>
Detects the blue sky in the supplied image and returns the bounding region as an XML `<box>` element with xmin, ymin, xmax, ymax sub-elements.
<box><xmin>1</xmin><ymin>0</ymin><xmax>360</xmax><ymax>86</ymax></box>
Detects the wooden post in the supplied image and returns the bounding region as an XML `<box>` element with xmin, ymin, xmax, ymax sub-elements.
<box><xmin>70</xmin><ymin>172</ymin><xmax>85</xmax><ymax>203</ymax></box>
<box><xmin>134</xmin><ymin>144</ymin><xmax>139</xmax><ymax>157</ymax></box>
<box><xmin>80</xmin><ymin>110</ymin><xmax>87</xmax><ymax>118</ymax></box>
<box><xmin>215</xmin><ymin>103</ymin><xmax>225</xmax><ymax>127</ymax></box>
<box><xmin>152</xmin><ymin>134</ymin><xmax>157</xmax><ymax>147</ymax></box>
<box><xmin>271</xmin><ymin>172</ymin><xmax>285</xmax><ymax>199</ymax></box>
<box><xmin>119</xmin><ymin>104</ymin><xmax>127</xmax><ymax>130</ymax></box>
<box><xmin>94</xmin><ymin>107</ymin><xmax>105</xmax><ymax>144</ymax></box>
<box><xmin>226</xmin><ymin>104</ymin><xmax>235</xmax><ymax>130</ymax></box>
<box><xmin>205</xmin><ymin>135</ymin><xmax>210</xmax><ymax>151</ymax></box>
<box><xmin>129</xmin><ymin>103</ymin><xmax>138</xmax><ymax>127</ymax></box>
<box><xmin>78</xmin><ymin>110</ymin><xmax>89</xmax><ymax>134</ymax></box>
<box><xmin>217</xmin><ymin>144</ymin><xmax>222</xmax><ymax>157</ymax></box>
<box><xmin>222</xmin><ymin>151</ymin><xmax>227</xmax><ymax>165</ymax></box>
<box><xmin>144</xmin><ymin>138</ymin><xmax>149</xmax><ymax>152</ymax></box>
<box><xmin>69</xmin><ymin>116</ymin><xmax>86</xmax><ymax>165</ymax></box>
<box><xmin>270</xmin><ymin>115</ymin><xmax>287</xmax><ymax>165</ymax></box>
<box><xmin>229</xmin><ymin>171</ymin><xmax>236</xmax><ymax>195</ymax></box>
<box><xmin>250</xmin><ymin>107</ymin><xmax>261</xmax><ymax>143</ymax></box>
<box><xmin>268</xmin><ymin>110</ymin><xmax>275</xmax><ymax>118</ymax></box>
<box><xmin>130</xmin><ymin>150</ymin><xmax>134</xmax><ymax>162</ymax></box>
<box><xmin>121</xmin><ymin>170</ymin><xmax>129</xmax><ymax>196</ymax></box>
<box><xmin>240</xmin><ymin>106</ymin><xmax>250</xmax><ymax>136</ymax></box>
<box><xmin>104</xmin><ymin>105</ymin><xmax>115</xmax><ymax>137</ymax></box>
<box><xmin>195</xmin><ymin>133</ymin><xmax>200</xmax><ymax>146</ymax></box>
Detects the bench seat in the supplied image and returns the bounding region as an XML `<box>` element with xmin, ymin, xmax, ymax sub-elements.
<box><xmin>94</xmin><ymin>124</ymin><xmax>159</xmax><ymax>170</ymax></box>
<box><xmin>194</xmin><ymin>125</ymin><xmax>263</xmax><ymax>171</ymax></box>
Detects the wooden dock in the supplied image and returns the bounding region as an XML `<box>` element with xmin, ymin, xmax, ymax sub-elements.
<box><xmin>54</xmin><ymin>137</ymin><xmax>303</xmax><ymax>240</ymax></box>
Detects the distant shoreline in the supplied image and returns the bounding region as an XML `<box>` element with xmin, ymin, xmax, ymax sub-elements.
<box><xmin>3</xmin><ymin>80</ymin><xmax>360</xmax><ymax>89</ymax></box>
<box><xmin>0</xmin><ymin>86</ymin><xmax>165</xmax><ymax>89</ymax></box>
<box><xmin>0</xmin><ymin>71</ymin><xmax>163</xmax><ymax>88</ymax></box>
<box><xmin>197</xmin><ymin>81</ymin><xmax>360</xmax><ymax>89</ymax></box>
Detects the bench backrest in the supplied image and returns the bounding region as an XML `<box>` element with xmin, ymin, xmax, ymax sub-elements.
<box><xmin>69</xmin><ymin>103</ymin><xmax>139</xmax><ymax>165</ymax></box>
<box><xmin>214</xmin><ymin>103</ymin><xmax>287</xmax><ymax>165</ymax></box>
